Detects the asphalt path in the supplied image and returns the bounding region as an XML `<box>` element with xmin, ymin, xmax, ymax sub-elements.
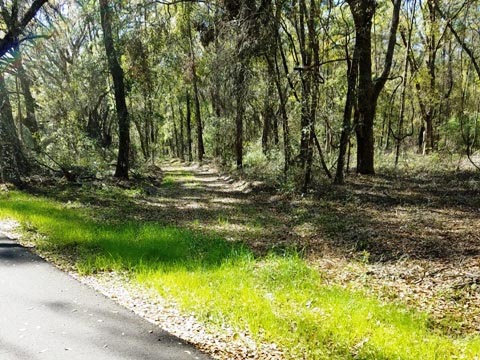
<box><xmin>0</xmin><ymin>234</ymin><xmax>211</xmax><ymax>360</ymax></box>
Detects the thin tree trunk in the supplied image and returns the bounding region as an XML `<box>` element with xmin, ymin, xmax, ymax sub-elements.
<box><xmin>424</xmin><ymin>0</ymin><xmax>437</xmax><ymax>153</ymax></box>
<box><xmin>235</xmin><ymin>66</ymin><xmax>246</xmax><ymax>170</ymax></box>
<box><xmin>313</xmin><ymin>131</ymin><xmax>332</xmax><ymax>179</ymax></box>
<box><xmin>172</xmin><ymin>105</ymin><xmax>180</xmax><ymax>158</ymax></box>
<box><xmin>178</xmin><ymin>101</ymin><xmax>185</xmax><ymax>160</ymax></box>
<box><xmin>185</xmin><ymin>90</ymin><xmax>193</xmax><ymax>162</ymax></box>
<box><xmin>395</xmin><ymin>7</ymin><xmax>414</xmax><ymax>166</ymax></box>
<box><xmin>143</xmin><ymin>91</ymin><xmax>151</xmax><ymax>160</ymax></box>
<box><xmin>270</xmin><ymin>51</ymin><xmax>290</xmax><ymax>174</ymax></box>
<box><xmin>335</xmin><ymin>48</ymin><xmax>359</xmax><ymax>184</ymax></box>
<box><xmin>267</xmin><ymin>3</ymin><xmax>291</xmax><ymax>174</ymax></box>
<box><xmin>400</xmin><ymin>28</ymin><xmax>428</xmax><ymax>154</ymax></box>
<box><xmin>193</xmin><ymin>80</ymin><xmax>204</xmax><ymax>162</ymax></box>
<box><xmin>302</xmin><ymin>0</ymin><xmax>320</xmax><ymax>191</ymax></box>
<box><xmin>186</xmin><ymin>9</ymin><xmax>204</xmax><ymax>162</ymax></box>
<box><xmin>262</xmin><ymin>74</ymin><xmax>274</xmax><ymax>154</ymax></box>
<box><xmin>273</xmin><ymin>116</ymin><xmax>279</xmax><ymax>145</ymax></box>
<box><xmin>297</xmin><ymin>0</ymin><xmax>312</xmax><ymax>171</ymax></box>
<box><xmin>15</xmin><ymin>74</ymin><xmax>23</xmax><ymax>145</ymax></box>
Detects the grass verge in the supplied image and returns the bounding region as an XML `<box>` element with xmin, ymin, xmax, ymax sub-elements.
<box><xmin>0</xmin><ymin>191</ymin><xmax>479</xmax><ymax>359</ymax></box>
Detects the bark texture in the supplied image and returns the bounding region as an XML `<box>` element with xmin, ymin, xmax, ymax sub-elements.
<box><xmin>0</xmin><ymin>73</ymin><xmax>27</xmax><ymax>184</ymax></box>
<box><xmin>99</xmin><ymin>0</ymin><xmax>130</xmax><ymax>179</ymax></box>
<box><xmin>347</xmin><ymin>0</ymin><xmax>401</xmax><ymax>174</ymax></box>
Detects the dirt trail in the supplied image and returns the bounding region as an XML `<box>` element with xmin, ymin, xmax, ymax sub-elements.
<box><xmin>140</xmin><ymin>162</ymin><xmax>299</xmax><ymax>254</ymax></box>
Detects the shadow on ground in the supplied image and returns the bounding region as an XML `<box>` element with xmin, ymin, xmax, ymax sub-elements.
<box><xmin>27</xmin><ymin>162</ymin><xmax>480</xmax><ymax>264</ymax></box>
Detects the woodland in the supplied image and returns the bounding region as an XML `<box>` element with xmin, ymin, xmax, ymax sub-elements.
<box><xmin>0</xmin><ymin>0</ymin><xmax>480</xmax><ymax>359</ymax></box>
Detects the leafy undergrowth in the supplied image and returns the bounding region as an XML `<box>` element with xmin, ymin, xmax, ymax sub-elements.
<box><xmin>1</xmin><ymin>192</ymin><xmax>480</xmax><ymax>359</ymax></box>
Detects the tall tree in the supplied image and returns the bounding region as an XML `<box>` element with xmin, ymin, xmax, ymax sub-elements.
<box><xmin>0</xmin><ymin>72</ymin><xmax>27</xmax><ymax>183</ymax></box>
<box><xmin>296</xmin><ymin>0</ymin><xmax>320</xmax><ymax>190</ymax></box>
<box><xmin>223</xmin><ymin>0</ymin><xmax>258</xmax><ymax>170</ymax></box>
<box><xmin>347</xmin><ymin>0</ymin><xmax>401</xmax><ymax>174</ymax></box>
<box><xmin>99</xmin><ymin>0</ymin><xmax>130</xmax><ymax>179</ymax></box>
<box><xmin>186</xmin><ymin>5</ymin><xmax>205</xmax><ymax>162</ymax></box>
<box><xmin>435</xmin><ymin>0</ymin><xmax>480</xmax><ymax>80</ymax></box>
<box><xmin>185</xmin><ymin>90</ymin><xmax>193</xmax><ymax>162</ymax></box>
<box><xmin>0</xmin><ymin>0</ymin><xmax>48</xmax><ymax>183</ymax></box>
<box><xmin>334</xmin><ymin>41</ymin><xmax>359</xmax><ymax>184</ymax></box>
<box><xmin>420</xmin><ymin>0</ymin><xmax>439</xmax><ymax>153</ymax></box>
<box><xmin>16</xmin><ymin>47</ymin><xmax>39</xmax><ymax>142</ymax></box>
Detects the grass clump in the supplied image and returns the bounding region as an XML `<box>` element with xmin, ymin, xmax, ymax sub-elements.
<box><xmin>1</xmin><ymin>191</ymin><xmax>479</xmax><ymax>359</ymax></box>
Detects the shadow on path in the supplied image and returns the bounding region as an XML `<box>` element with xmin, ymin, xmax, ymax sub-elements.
<box><xmin>0</xmin><ymin>232</ymin><xmax>211</xmax><ymax>360</ymax></box>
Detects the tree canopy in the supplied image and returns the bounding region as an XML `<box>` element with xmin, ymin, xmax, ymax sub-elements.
<box><xmin>0</xmin><ymin>0</ymin><xmax>479</xmax><ymax>187</ymax></box>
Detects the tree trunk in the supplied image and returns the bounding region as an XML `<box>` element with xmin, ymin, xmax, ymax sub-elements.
<box><xmin>172</xmin><ymin>107</ymin><xmax>180</xmax><ymax>158</ymax></box>
<box><xmin>185</xmin><ymin>90</ymin><xmax>193</xmax><ymax>162</ymax></box>
<box><xmin>177</xmin><ymin>101</ymin><xmax>185</xmax><ymax>160</ymax></box>
<box><xmin>99</xmin><ymin>0</ymin><xmax>130</xmax><ymax>179</ymax></box>
<box><xmin>261</xmin><ymin>108</ymin><xmax>271</xmax><ymax>154</ymax></box>
<box><xmin>401</xmin><ymin>28</ymin><xmax>429</xmax><ymax>155</ymax></box>
<box><xmin>235</xmin><ymin>66</ymin><xmax>246</xmax><ymax>170</ymax></box>
<box><xmin>265</xmin><ymin>3</ymin><xmax>290</xmax><ymax>173</ymax></box>
<box><xmin>348</xmin><ymin>0</ymin><xmax>401</xmax><ymax>175</ymax></box>
<box><xmin>351</xmin><ymin>1</ymin><xmax>376</xmax><ymax>174</ymax></box>
<box><xmin>133</xmin><ymin>117</ymin><xmax>148</xmax><ymax>160</ymax></box>
<box><xmin>231</xmin><ymin>0</ymin><xmax>259</xmax><ymax>170</ymax></box>
<box><xmin>186</xmin><ymin>9</ymin><xmax>205</xmax><ymax>162</ymax></box>
<box><xmin>297</xmin><ymin>0</ymin><xmax>312</xmax><ymax>171</ymax></box>
<box><xmin>335</xmin><ymin>48</ymin><xmax>359</xmax><ymax>184</ymax></box>
<box><xmin>268</xmin><ymin>51</ymin><xmax>290</xmax><ymax>174</ymax></box>
<box><xmin>395</xmin><ymin>11</ymin><xmax>414</xmax><ymax>166</ymax></box>
<box><xmin>193</xmin><ymin>80</ymin><xmax>204</xmax><ymax>162</ymax></box>
<box><xmin>0</xmin><ymin>73</ymin><xmax>27</xmax><ymax>184</ymax></box>
<box><xmin>261</xmin><ymin>75</ymin><xmax>274</xmax><ymax>154</ymax></box>
<box><xmin>424</xmin><ymin>0</ymin><xmax>437</xmax><ymax>153</ymax></box>
<box><xmin>273</xmin><ymin>117</ymin><xmax>279</xmax><ymax>145</ymax></box>
<box><xmin>17</xmin><ymin>50</ymin><xmax>39</xmax><ymax>140</ymax></box>
<box><xmin>302</xmin><ymin>0</ymin><xmax>320</xmax><ymax>191</ymax></box>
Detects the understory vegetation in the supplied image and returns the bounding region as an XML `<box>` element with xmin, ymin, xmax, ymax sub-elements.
<box><xmin>0</xmin><ymin>0</ymin><xmax>480</xmax><ymax>189</ymax></box>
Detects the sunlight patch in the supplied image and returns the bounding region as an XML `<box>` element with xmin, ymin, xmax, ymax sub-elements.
<box><xmin>0</xmin><ymin>219</ymin><xmax>20</xmax><ymax>239</ymax></box>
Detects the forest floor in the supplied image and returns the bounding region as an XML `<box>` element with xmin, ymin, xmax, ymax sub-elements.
<box><xmin>106</xmin><ymin>160</ymin><xmax>480</xmax><ymax>336</ymax></box>
<box><xmin>3</xmin><ymin>159</ymin><xmax>480</xmax><ymax>358</ymax></box>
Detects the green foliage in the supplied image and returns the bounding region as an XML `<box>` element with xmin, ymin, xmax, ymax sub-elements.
<box><xmin>243</xmin><ymin>141</ymin><xmax>284</xmax><ymax>180</ymax></box>
<box><xmin>441</xmin><ymin>115</ymin><xmax>480</xmax><ymax>152</ymax></box>
<box><xmin>2</xmin><ymin>0</ymin><xmax>480</xmax><ymax>189</ymax></box>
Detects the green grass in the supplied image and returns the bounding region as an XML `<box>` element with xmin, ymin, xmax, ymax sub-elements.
<box><xmin>1</xmin><ymin>191</ymin><xmax>479</xmax><ymax>359</ymax></box>
<box><xmin>162</xmin><ymin>175</ymin><xmax>177</xmax><ymax>187</ymax></box>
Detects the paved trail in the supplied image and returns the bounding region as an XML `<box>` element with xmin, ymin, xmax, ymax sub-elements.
<box><xmin>0</xmin><ymin>234</ymin><xmax>211</xmax><ymax>360</ymax></box>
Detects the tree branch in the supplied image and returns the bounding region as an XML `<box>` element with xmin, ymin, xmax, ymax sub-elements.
<box><xmin>373</xmin><ymin>0</ymin><xmax>402</xmax><ymax>97</ymax></box>
<box><xmin>293</xmin><ymin>58</ymin><xmax>347</xmax><ymax>71</ymax></box>
<box><xmin>434</xmin><ymin>0</ymin><xmax>480</xmax><ymax>79</ymax></box>
<box><xmin>0</xmin><ymin>0</ymin><xmax>48</xmax><ymax>58</ymax></box>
